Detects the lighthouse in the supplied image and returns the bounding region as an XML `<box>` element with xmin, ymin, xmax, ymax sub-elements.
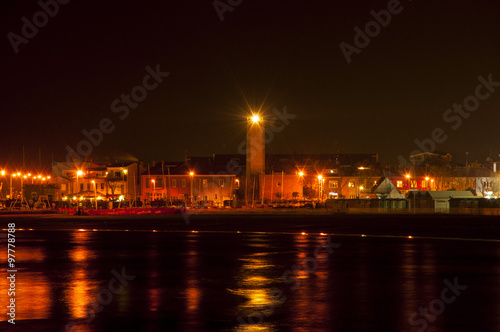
<box><xmin>246</xmin><ymin>114</ymin><xmax>265</xmax><ymax>178</ymax></box>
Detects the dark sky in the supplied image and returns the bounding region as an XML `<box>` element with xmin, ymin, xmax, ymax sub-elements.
<box><xmin>1</xmin><ymin>0</ymin><xmax>499</xmax><ymax>170</ymax></box>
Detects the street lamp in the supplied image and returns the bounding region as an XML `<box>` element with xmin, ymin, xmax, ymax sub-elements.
<box><xmin>76</xmin><ymin>170</ymin><xmax>83</xmax><ymax>196</ymax></box>
<box><xmin>92</xmin><ymin>180</ymin><xmax>97</xmax><ymax>209</ymax></box>
<box><xmin>189</xmin><ymin>172</ymin><xmax>194</xmax><ymax>205</ymax></box>
<box><xmin>317</xmin><ymin>174</ymin><xmax>323</xmax><ymax>203</ymax></box>
<box><xmin>151</xmin><ymin>179</ymin><xmax>156</xmax><ymax>202</ymax></box>
<box><xmin>359</xmin><ymin>185</ymin><xmax>364</xmax><ymax>198</ymax></box>
<box><xmin>405</xmin><ymin>174</ymin><xmax>411</xmax><ymax>192</ymax></box>
<box><xmin>0</xmin><ymin>170</ymin><xmax>5</xmax><ymax>198</ymax></box>
<box><xmin>11</xmin><ymin>173</ymin><xmax>17</xmax><ymax>198</ymax></box>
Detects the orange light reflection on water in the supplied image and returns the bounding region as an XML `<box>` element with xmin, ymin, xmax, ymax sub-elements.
<box><xmin>0</xmin><ymin>246</ymin><xmax>51</xmax><ymax>322</ymax></box>
<box><xmin>64</xmin><ymin>231</ymin><xmax>99</xmax><ymax>320</ymax></box>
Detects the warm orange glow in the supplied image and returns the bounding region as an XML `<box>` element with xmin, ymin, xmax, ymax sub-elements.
<box><xmin>251</xmin><ymin>114</ymin><xmax>260</xmax><ymax>123</ymax></box>
<box><xmin>405</xmin><ymin>174</ymin><xmax>410</xmax><ymax>179</ymax></box>
<box><xmin>151</xmin><ymin>179</ymin><xmax>155</xmax><ymax>183</ymax></box>
<box><xmin>23</xmin><ymin>175</ymin><xmax>27</xmax><ymax>179</ymax></box>
<box><xmin>425</xmin><ymin>177</ymin><xmax>429</xmax><ymax>181</ymax></box>
<box><xmin>17</xmin><ymin>172</ymin><xmax>21</xmax><ymax>176</ymax></box>
<box><xmin>0</xmin><ymin>170</ymin><xmax>5</xmax><ymax>176</ymax></box>
<box><xmin>189</xmin><ymin>172</ymin><xmax>194</xmax><ymax>176</ymax></box>
<box><xmin>47</xmin><ymin>176</ymin><xmax>51</xmax><ymax>179</ymax></box>
<box><xmin>298</xmin><ymin>171</ymin><xmax>304</xmax><ymax>177</ymax></box>
<box><xmin>317</xmin><ymin>174</ymin><xmax>323</xmax><ymax>180</ymax></box>
<box><xmin>76</xmin><ymin>170</ymin><xmax>83</xmax><ymax>176</ymax></box>
<box><xmin>38</xmin><ymin>175</ymin><xmax>42</xmax><ymax>179</ymax></box>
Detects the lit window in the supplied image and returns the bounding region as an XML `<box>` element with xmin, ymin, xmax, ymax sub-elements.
<box><xmin>329</xmin><ymin>181</ymin><xmax>338</xmax><ymax>188</ymax></box>
<box><xmin>396</xmin><ymin>181</ymin><xmax>403</xmax><ymax>187</ymax></box>
<box><xmin>219</xmin><ymin>179</ymin><xmax>224</xmax><ymax>187</ymax></box>
<box><xmin>348</xmin><ymin>182</ymin><xmax>355</xmax><ymax>188</ymax></box>
<box><xmin>203</xmin><ymin>179</ymin><xmax>208</xmax><ymax>187</ymax></box>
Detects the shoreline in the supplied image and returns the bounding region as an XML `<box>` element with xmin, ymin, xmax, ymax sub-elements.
<box><xmin>1</xmin><ymin>212</ymin><xmax>500</xmax><ymax>242</ymax></box>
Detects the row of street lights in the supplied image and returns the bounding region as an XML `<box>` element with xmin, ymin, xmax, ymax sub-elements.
<box><xmin>1</xmin><ymin>170</ymin><xmax>51</xmax><ymax>199</ymax></box>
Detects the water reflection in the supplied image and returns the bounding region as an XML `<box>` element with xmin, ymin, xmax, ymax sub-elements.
<box><xmin>147</xmin><ymin>241</ymin><xmax>161</xmax><ymax>313</ymax></box>
<box><xmin>400</xmin><ymin>241</ymin><xmax>418</xmax><ymax>328</ymax></box>
<box><xmin>289</xmin><ymin>234</ymin><xmax>330</xmax><ymax>332</ymax></box>
<box><xmin>233</xmin><ymin>236</ymin><xmax>278</xmax><ymax>331</ymax></box>
<box><xmin>184</xmin><ymin>233</ymin><xmax>201</xmax><ymax>324</ymax></box>
<box><xmin>64</xmin><ymin>231</ymin><xmax>99</xmax><ymax>321</ymax></box>
<box><xmin>0</xmin><ymin>245</ymin><xmax>51</xmax><ymax>322</ymax></box>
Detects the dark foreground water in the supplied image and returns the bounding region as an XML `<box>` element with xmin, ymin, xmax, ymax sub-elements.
<box><xmin>1</xmin><ymin>217</ymin><xmax>500</xmax><ymax>331</ymax></box>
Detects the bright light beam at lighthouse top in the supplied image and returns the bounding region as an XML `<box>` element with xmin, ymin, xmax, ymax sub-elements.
<box><xmin>251</xmin><ymin>114</ymin><xmax>260</xmax><ymax>124</ymax></box>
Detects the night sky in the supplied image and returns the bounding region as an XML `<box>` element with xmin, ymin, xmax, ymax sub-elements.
<box><xmin>1</xmin><ymin>0</ymin><xmax>499</xmax><ymax>170</ymax></box>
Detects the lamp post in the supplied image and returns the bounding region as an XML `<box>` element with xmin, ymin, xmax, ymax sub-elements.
<box><xmin>123</xmin><ymin>169</ymin><xmax>128</xmax><ymax>200</ymax></box>
<box><xmin>359</xmin><ymin>186</ymin><xmax>364</xmax><ymax>199</ymax></box>
<box><xmin>189</xmin><ymin>172</ymin><xmax>194</xmax><ymax>205</ymax></box>
<box><xmin>0</xmin><ymin>170</ymin><xmax>5</xmax><ymax>197</ymax></box>
<box><xmin>317</xmin><ymin>175</ymin><xmax>323</xmax><ymax>203</ymax></box>
<box><xmin>151</xmin><ymin>179</ymin><xmax>156</xmax><ymax>203</ymax></box>
<box><xmin>298</xmin><ymin>171</ymin><xmax>304</xmax><ymax>200</ymax></box>
<box><xmin>11</xmin><ymin>173</ymin><xmax>16</xmax><ymax>198</ymax></box>
<box><xmin>405</xmin><ymin>174</ymin><xmax>410</xmax><ymax>193</ymax></box>
<box><xmin>76</xmin><ymin>170</ymin><xmax>83</xmax><ymax>196</ymax></box>
<box><xmin>92</xmin><ymin>180</ymin><xmax>97</xmax><ymax>209</ymax></box>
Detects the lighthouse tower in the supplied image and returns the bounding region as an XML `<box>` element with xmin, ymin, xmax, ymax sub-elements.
<box><xmin>246</xmin><ymin>114</ymin><xmax>265</xmax><ymax>178</ymax></box>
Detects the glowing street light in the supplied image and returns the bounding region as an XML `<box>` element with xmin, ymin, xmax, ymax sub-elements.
<box><xmin>317</xmin><ymin>174</ymin><xmax>324</xmax><ymax>203</ymax></box>
<box><xmin>151</xmin><ymin>179</ymin><xmax>155</xmax><ymax>202</ymax></box>
<box><xmin>189</xmin><ymin>172</ymin><xmax>194</xmax><ymax>205</ymax></box>
<box><xmin>91</xmin><ymin>180</ymin><xmax>97</xmax><ymax>209</ymax></box>
<box><xmin>298</xmin><ymin>171</ymin><xmax>304</xmax><ymax>177</ymax></box>
<box><xmin>76</xmin><ymin>170</ymin><xmax>84</xmax><ymax>195</ymax></box>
